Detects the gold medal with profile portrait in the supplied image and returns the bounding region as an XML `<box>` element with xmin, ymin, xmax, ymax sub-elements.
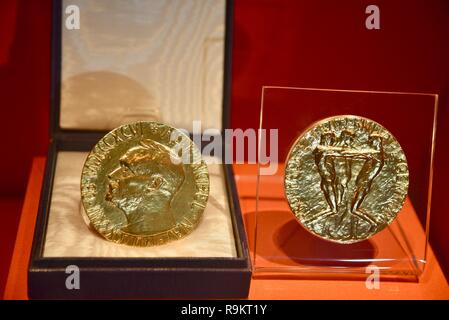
<box><xmin>80</xmin><ymin>121</ymin><xmax>209</xmax><ymax>246</ymax></box>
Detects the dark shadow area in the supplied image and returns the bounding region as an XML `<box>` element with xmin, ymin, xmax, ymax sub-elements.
<box><xmin>274</xmin><ymin>218</ymin><xmax>376</xmax><ymax>267</ymax></box>
<box><xmin>255</xmin><ymin>210</ymin><xmax>376</xmax><ymax>268</ymax></box>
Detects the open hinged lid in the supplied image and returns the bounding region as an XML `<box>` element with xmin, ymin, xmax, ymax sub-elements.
<box><xmin>51</xmin><ymin>0</ymin><xmax>232</xmax><ymax>144</ymax></box>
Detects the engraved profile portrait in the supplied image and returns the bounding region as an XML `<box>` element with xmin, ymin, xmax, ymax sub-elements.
<box><xmin>105</xmin><ymin>139</ymin><xmax>185</xmax><ymax>234</ymax></box>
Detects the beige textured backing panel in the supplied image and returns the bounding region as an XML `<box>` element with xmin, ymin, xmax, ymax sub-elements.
<box><xmin>61</xmin><ymin>0</ymin><xmax>225</xmax><ymax>131</ymax></box>
<box><xmin>43</xmin><ymin>152</ymin><xmax>236</xmax><ymax>258</ymax></box>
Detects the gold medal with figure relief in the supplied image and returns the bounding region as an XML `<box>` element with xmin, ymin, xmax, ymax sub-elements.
<box><xmin>284</xmin><ymin>115</ymin><xmax>409</xmax><ymax>244</ymax></box>
<box><xmin>80</xmin><ymin>121</ymin><xmax>209</xmax><ymax>246</ymax></box>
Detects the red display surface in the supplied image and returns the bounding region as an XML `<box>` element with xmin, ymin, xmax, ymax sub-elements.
<box><xmin>3</xmin><ymin>159</ymin><xmax>449</xmax><ymax>299</ymax></box>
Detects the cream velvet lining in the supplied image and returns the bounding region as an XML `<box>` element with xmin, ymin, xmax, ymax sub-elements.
<box><xmin>43</xmin><ymin>152</ymin><xmax>237</xmax><ymax>258</ymax></box>
<box><xmin>60</xmin><ymin>0</ymin><xmax>225</xmax><ymax>131</ymax></box>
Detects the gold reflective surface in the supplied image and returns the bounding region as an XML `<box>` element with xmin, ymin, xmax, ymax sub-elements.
<box><xmin>81</xmin><ymin>121</ymin><xmax>209</xmax><ymax>246</ymax></box>
<box><xmin>284</xmin><ymin>115</ymin><xmax>409</xmax><ymax>244</ymax></box>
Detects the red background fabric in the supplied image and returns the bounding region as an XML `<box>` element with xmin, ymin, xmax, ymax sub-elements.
<box><xmin>0</xmin><ymin>0</ymin><xmax>51</xmax><ymax>295</ymax></box>
<box><xmin>0</xmin><ymin>0</ymin><xmax>50</xmax><ymax>195</ymax></box>
<box><xmin>0</xmin><ymin>0</ymin><xmax>448</xmax><ymax>294</ymax></box>
<box><xmin>230</xmin><ymin>0</ymin><xmax>449</xmax><ymax>281</ymax></box>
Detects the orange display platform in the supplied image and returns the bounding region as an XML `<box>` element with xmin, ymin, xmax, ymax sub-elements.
<box><xmin>3</xmin><ymin>158</ymin><xmax>448</xmax><ymax>300</ymax></box>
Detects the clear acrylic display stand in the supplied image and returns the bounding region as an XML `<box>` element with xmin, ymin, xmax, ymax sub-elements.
<box><xmin>254</xmin><ymin>86</ymin><xmax>438</xmax><ymax>281</ymax></box>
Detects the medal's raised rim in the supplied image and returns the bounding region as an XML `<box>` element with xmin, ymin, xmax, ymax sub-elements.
<box><xmin>283</xmin><ymin>114</ymin><xmax>410</xmax><ymax>244</ymax></box>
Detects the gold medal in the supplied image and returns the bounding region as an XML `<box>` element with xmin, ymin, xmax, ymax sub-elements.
<box><xmin>284</xmin><ymin>115</ymin><xmax>409</xmax><ymax>243</ymax></box>
<box><xmin>80</xmin><ymin>121</ymin><xmax>209</xmax><ymax>246</ymax></box>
